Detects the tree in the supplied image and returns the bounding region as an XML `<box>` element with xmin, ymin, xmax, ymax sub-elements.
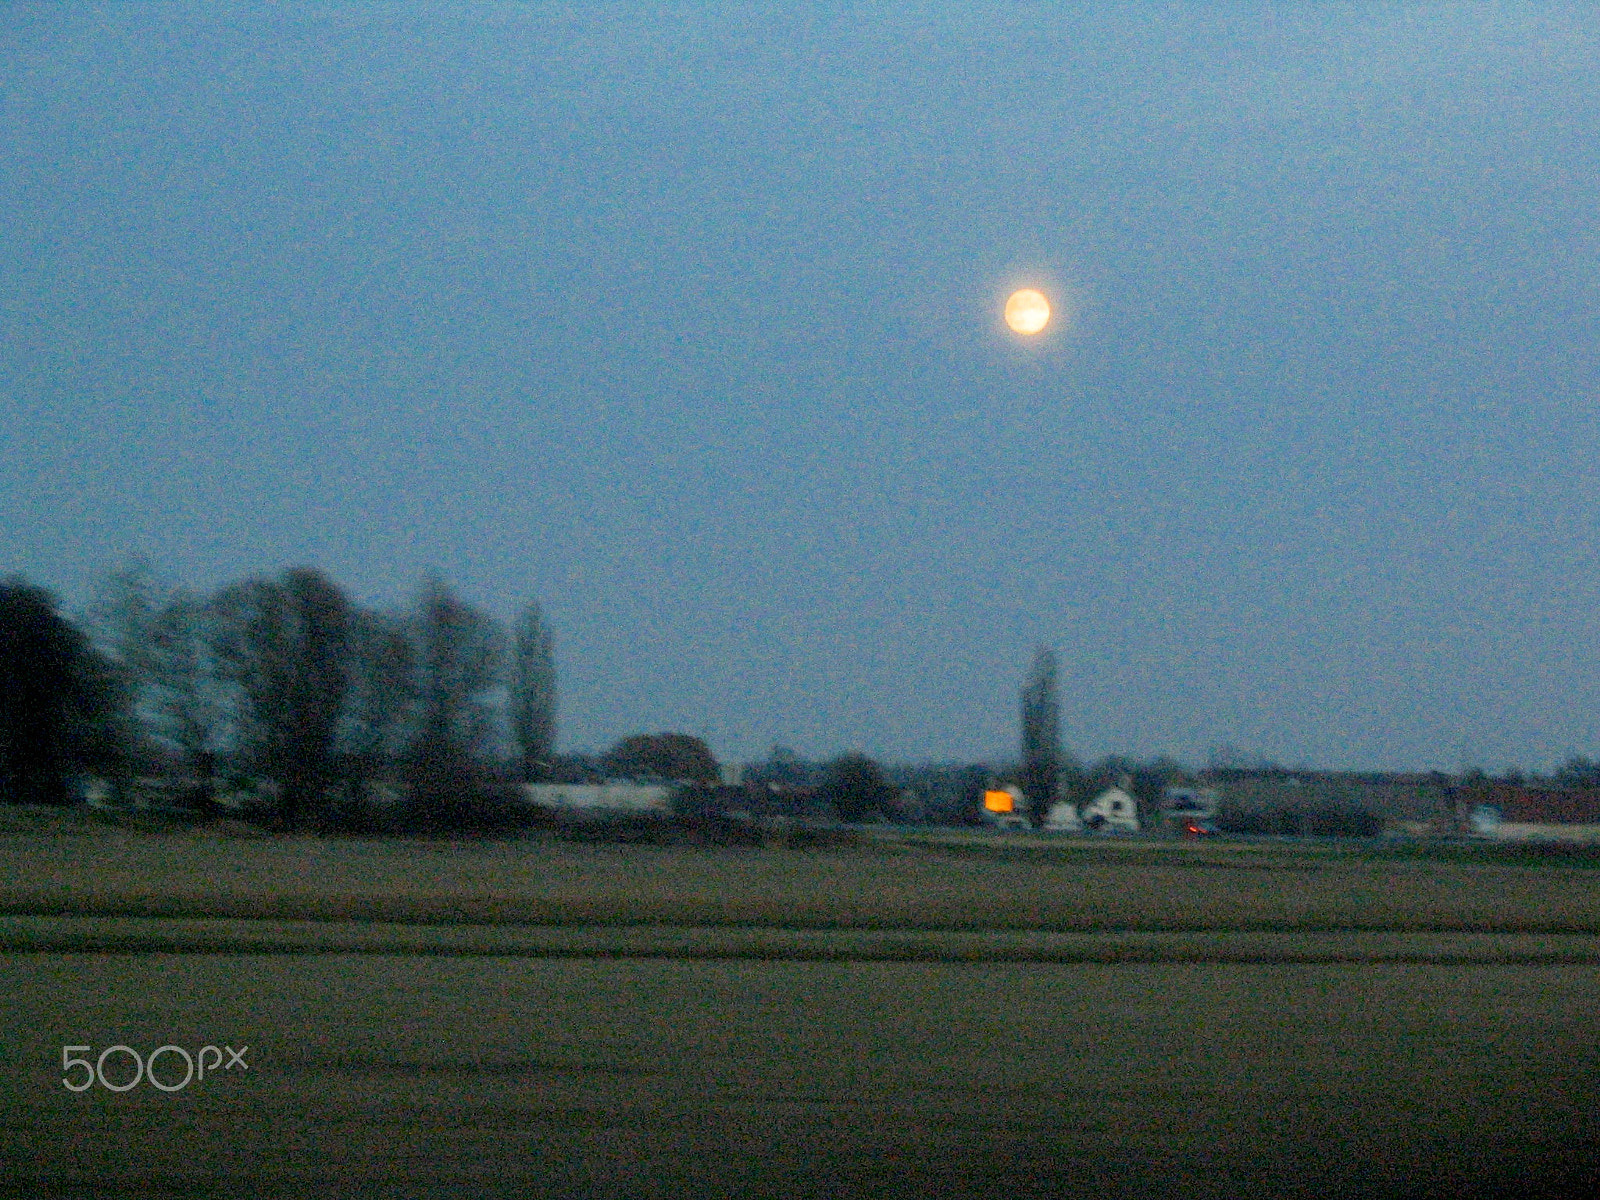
<box><xmin>88</xmin><ymin>558</ymin><xmax>233</xmax><ymax>801</ymax></box>
<box><xmin>336</xmin><ymin>606</ymin><xmax>416</xmax><ymax>784</ymax></box>
<box><xmin>602</xmin><ymin>733</ymin><xmax>718</xmax><ymax>783</ymax></box>
<box><xmin>0</xmin><ymin>578</ymin><xmax>120</xmax><ymax>805</ymax></box>
<box><xmin>1555</xmin><ymin>756</ymin><xmax>1600</xmax><ymax>789</ymax></box>
<box><xmin>403</xmin><ymin>574</ymin><xmax>504</xmax><ymax>831</ymax></box>
<box><xmin>819</xmin><ymin>752</ymin><xmax>897</xmax><ymax>822</ymax></box>
<box><xmin>88</xmin><ymin>560</ymin><xmax>238</xmax><ymax>803</ymax></box>
<box><xmin>748</xmin><ymin>745</ymin><xmax>812</xmax><ymax>789</ymax></box>
<box><xmin>212</xmin><ymin>567</ymin><xmax>352</xmax><ymax>828</ymax></box>
<box><xmin>508</xmin><ymin>601</ymin><xmax>557</xmax><ymax>783</ymax></box>
<box><xmin>1129</xmin><ymin>756</ymin><xmax>1188</xmax><ymax>824</ymax></box>
<box><xmin>147</xmin><ymin>588</ymin><xmax>230</xmax><ymax>805</ymax></box>
<box><xmin>1020</xmin><ymin>647</ymin><xmax>1062</xmax><ymax>826</ymax></box>
<box><xmin>86</xmin><ymin>557</ymin><xmax>170</xmax><ymax>785</ymax></box>
<box><xmin>955</xmin><ymin>763</ymin><xmax>993</xmax><ymax>826</ymax></box>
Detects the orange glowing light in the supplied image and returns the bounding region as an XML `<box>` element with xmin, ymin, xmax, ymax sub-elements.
<box><xmin>983</xmin><ymin>789</ymin><xmax>1014</xmax><ymax>813</ymax></box>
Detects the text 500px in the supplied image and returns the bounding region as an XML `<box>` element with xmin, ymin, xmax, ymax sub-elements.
<box><xmin>62</xmin><ymin>1044</ymin><xmax>249</xmax><ymax>1092</ymax></box>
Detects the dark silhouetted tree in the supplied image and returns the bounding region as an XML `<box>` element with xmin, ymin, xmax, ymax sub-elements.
<box><xmin>337</xmin><ymin>606</ymin><xmax>416</xmax><ymax>785</ymax></box>
<box><xmin>1020</xmin><ymin>647</ymin><xmax>1061</xmax><ymax>826</ymax></box>
<box><xmin>0</xmin><ymin>578</ymin><xmax>120</xmax><ymax>805</ymax></box>
<box><xmin>1129</xmin><ymin>756</ymin><xmax>1188</xmax><ymax>825</ymax></box>
<box><xmin>747</xmin><ymin>745</ymin><xmax>813</xmax><ymax>789</ymax></box>
<box><xmin>402</xmin><ymin>574</ymin><xmax>503</xmax><ymax>831</ymax></box>
<box><xmin>1555</xmin><ymin>756</ymin><xmax>1600</xmax><ymax>789</ymax></box>
<box><xmin>602</xmin><ymin>733</ymin><xmax>718</xmax><ymax>783</ymax></box>
<box><xmin>212</xmin><ymin>567</ymin><xmax>352</xmax><ymax>828</ymax></box>
<box><xmin>509</xmin><ymin>601</ymin><xmax>557</xmax><ymax>783</ymax></box>
<box><xmin>819</xmin><ymin>752</ymin><xmax>897</xmax><ymax>822</ymax></box>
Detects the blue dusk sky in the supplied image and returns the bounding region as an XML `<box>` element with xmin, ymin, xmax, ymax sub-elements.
<box><xmin>4</xmin><ymin>5</ymin><xmax>1599</xmax><ymax>770</ymax></box>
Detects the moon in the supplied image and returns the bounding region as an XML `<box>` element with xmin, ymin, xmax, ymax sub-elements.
<box><xmin>1004</xmin><ymin>288</ymin><xmax>1051</xmax><ymax>335</ymax></box>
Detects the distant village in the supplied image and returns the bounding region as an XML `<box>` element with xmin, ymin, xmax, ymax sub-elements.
<box><xmin>5</xmin><ymin>563</ymin><xmax>1600</xmax><ymax>845</ymax></box>
<box><xmin>66</xmin><ymin>731</ymin><xmax>1600</xmax><ymax>850</ymax></box>
<box><xmin>521</xmin><ymin>753</ymin><xmax>1600</xmax><ymax>847</ymax></box>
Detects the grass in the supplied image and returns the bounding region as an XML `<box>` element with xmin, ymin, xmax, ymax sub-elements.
<box><xmin>6</xmin><ymin>807</ymin><xmax>1599</xmax><ymax>1196</ymax></box>
<box><xmin>5</xmin><ymin>952</ymin><xmax>1598</xmax><ymax>1197</ymax></box>
<box><xmin>7</xmin><ymin>915</ymin><xmax>1600</xmax><ymax>964</ymax></box>
<box><xmin>3</xmin><ymin>810</ymin><xmax>1600</xmax><ymax>936</ymax></box>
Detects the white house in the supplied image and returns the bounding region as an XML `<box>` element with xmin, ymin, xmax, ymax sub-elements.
<box><xmin>1081</xmin><ymin>786</ymin><xmax>1140</xmax><ymax>834</ymax></box>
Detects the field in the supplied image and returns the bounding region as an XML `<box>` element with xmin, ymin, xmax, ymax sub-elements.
<box><xmin>2</xmin><ymin>818</ymin><xmax>1598</xmax><ymax>1197</ymax></box>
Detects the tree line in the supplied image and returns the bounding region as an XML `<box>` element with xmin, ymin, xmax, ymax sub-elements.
<box><xmin>0</xmin><ymin>559</ymin><xmax>942</xmax><ymax>831</ymax></box>
<box><xmin>0</xmin><ymin>561</ymin><xmax>556</xmax><ymax>832</ymax></box>
<box><xmin>27</xmin><ymin>578</ymin><xmax>1560</xmax><ymax>835</ymax></box>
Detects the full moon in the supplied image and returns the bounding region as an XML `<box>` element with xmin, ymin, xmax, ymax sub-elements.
<box><xmin>1004</xmin><ymin>288</ymin><xmax>1051</xmax><ymax>335</ymax></box>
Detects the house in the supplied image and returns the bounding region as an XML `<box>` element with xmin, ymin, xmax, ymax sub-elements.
<box><xmin>1081</xmin><ymin>786</ymin><xmax>1140</xmax><ymax>834</ymax></box>
<box><xmin>981</xmin><ymin>784</ymin><xmax>1029</xmax><ymax>830</ymax></box>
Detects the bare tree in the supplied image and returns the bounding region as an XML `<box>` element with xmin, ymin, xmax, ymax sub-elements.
<box><xmin>508</xmin><ymin>601</ymin><xmax>557</xmax><ymax>782</ymax></box>
<box><xmin>1020</xmin><ymin>647</ymin><xmax>1061</xmax><ymax>826</ymax></box>
<box><xmin>148</xmin><ymin>589</ymin><xmax>230</xmax><ymax>801</ymax></box>
<box><xmin>403</xmin><ymin>574</ymin><xmax>503</xmax><ymax>831</ymax></box>
<box><xmin>212</xmin><ymin>567</ymin><xmax>351</xmax><ymax>828</ymax></box>
<box><xmin>87</xmin><ymin>557</ymin><xmax>158</xmax><ymax>691</ymax></box>
<box><xmin>337</xmin><ymin>606</ymin><xmax>416</xmax><ymax>784</ymax></box>
<box><xmin>85</xmin><ymin>557</ymin><xmax>160</xmax><ymax>787</ymax></box>
<box><xmin>88</xmin><ymin>558</ymin><xmax>227</xmax><ymax>797</ymax></box>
